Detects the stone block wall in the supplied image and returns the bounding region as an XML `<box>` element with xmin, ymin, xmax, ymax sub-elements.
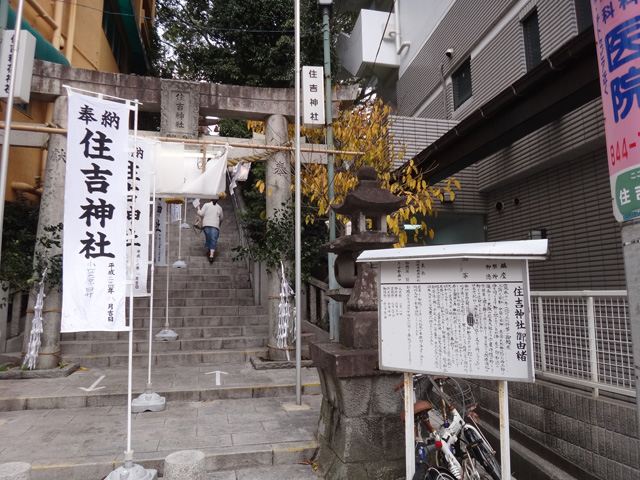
<box><xmin>314</xmin><ymin>367</ymin><xmax>405</xmax><ymax>480</ymax></box>
<box><xmin>473</xmin><ymin>379</ymin><xmax>639</xmax><ymax>480</ymax></box>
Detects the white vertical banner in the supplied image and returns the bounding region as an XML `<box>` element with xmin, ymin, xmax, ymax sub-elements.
<box><xmin>302</xmin><ymin>66</ymin><xmax>325</xmax><ymax>128</ymax></box>
<box><xmin>154</xmin><ymin>198</ymin><xmax>167</xmax><ymax>266</ymax></box>
<box><xmin>127</xmin><ymin>137</ymin><xmax>155</xmax><ymax>297</ymax></box>
<box><xmin>62</xmin><ymin>91</ymin><xmax>131</xmax><ymax>332</ymax></box>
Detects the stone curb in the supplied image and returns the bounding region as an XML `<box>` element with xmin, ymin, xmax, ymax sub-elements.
<box><xmin>0</xmin><ymin>362</ymin><xmax>79</xmax><ymax>380</ymax></box>
<box><xmin>250</xmin><ymin>357</ymin><xmax>315</xmax><ymax>370</ymax></box>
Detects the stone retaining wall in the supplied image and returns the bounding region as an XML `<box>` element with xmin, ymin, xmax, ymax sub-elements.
<box><xmin>473</xmin><ymin>379</ymin><xmax>639</xmax><ymax>480</ymax></box>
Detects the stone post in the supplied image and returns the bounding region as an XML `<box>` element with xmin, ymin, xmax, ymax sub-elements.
<box><xmin>265</xmin><ymin>114</ymin><xmax>293</xmax><ymax>360</ymax></box>
<box><xmin>21</xmin><ymin>96</ymin><xmax>67</xmax><ymax>369</ymax></box>
<box><xmin>310</xmin><ymin>167</ymin><xmax>406</xmax><ymax>479</ymax></box>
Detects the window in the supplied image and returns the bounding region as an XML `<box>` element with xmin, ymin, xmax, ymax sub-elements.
<box><xmin>575</xmin><ymin>0</ymin><xmax>593</xmax><ymax>32</ymax></box>
<box><xmin>522</xmin><ymin>10</ymin><xmax>542</xmax><ymax>71</ymax></box>
<box><xmin>102</xmin><ymin>0</ymin><xmax>130</xmax><ymax>73</ymax></box>
<box><xmin>452</xmin><ymin>58</ymin><xmax>472</xmax><ymax>109</ymax></box>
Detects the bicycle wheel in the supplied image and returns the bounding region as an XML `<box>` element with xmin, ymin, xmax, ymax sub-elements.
<box><xmin>464</xmin><ymin>428</ymin><xmax>501</xmax><ymax>480</ymax></box>
<box><xmin>427</xmin><ymin>467</ymin><xmax>458</xmax><ymax>480</ymax></box>
<box><xmin>412</xmin><ymin>464</ymin><xmax>431</xmax><ymax>480</ymax></box>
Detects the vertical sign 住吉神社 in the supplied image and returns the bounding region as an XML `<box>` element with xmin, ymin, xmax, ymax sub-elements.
<box><xmin>62</xmin><ymin>91</ymin><xmax>131</xmax><ymax>332</ymax></box>
<box><xmin>592</xmin><ymin>2</ymin><xmax>640</xmax><ymax>221</ymax></box>
<box><xmin>302</xmin><ymin>66</ymin><xmax>325</xmax><ymax>128</ymax></box>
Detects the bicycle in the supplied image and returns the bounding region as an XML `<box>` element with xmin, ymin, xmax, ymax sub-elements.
<box><xmin>396</xmin><ymin>374</ymin><xmax>502</xmax><ymax>480</ymax></box>
<box><xmin>395</xmin><ymin>375</ymin><xmax>458</xmax><ymax>480</ymax></box>
<box><xmin>426</xmin><ymin>376</ymin><xmax>501</xmax><ymax>480</ymax></box>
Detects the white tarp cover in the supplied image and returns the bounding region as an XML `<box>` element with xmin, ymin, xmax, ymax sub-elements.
<box><xmin>154</xmin><ymin>143</ymin><xmax>227</xmax><ymax>198</ymax></box>
<box><xmin>62</xmin><ymin>91</ymin><xmax>131</xmax><ymax>332</ymax></box>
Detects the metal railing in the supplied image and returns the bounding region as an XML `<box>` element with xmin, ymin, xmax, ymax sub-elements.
<box><xmin>306</xmin><ymin>277</ymin><xmax>329</xmax><ymax>329</ymax></box>
<box><xmin>530</xmin><ymin>290</ymin><xmax>634</xmax><ymax>398</ymax></box>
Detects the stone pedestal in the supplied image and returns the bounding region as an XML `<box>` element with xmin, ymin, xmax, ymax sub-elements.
<box><xmin>310</xmin><ymin>341</ymin><xmax>404</xmax><ymax>480</ymax></box>
<box><xmin>163</xmin><ymin>450</ymin><xmax>205</xmax><ymax>480</ymax></box>
<box><xmin>0</xmin><ymin>462</ymin><xmax>31</xmax><ymax>480</ymax></box>
<box><xmin>310</xmin><ymin>166</ymin><xmax>406</xmax><ymax>479</ymax></box>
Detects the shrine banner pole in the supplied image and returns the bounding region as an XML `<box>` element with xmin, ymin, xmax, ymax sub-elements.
<box><xmin>498</xmin><ymin>380</ymin><xmax>511</xmax><ymax>480</ymax></box>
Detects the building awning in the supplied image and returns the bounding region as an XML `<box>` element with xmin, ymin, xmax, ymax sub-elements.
<box><xmin>412</xmin><ymin>29</ymin><xmax>600</xmax><ymax>183</ymax></box>
<box><xmin>7</xmin><ymin>8</ymin><xmax>70</xmax><ymax>66</ymax></box>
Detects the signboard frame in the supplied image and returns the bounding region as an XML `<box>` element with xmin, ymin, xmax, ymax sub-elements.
<box><xmin>376</xmin><ymin>256</ymin><xmax>535</xmax><ymax>382</ymax></box>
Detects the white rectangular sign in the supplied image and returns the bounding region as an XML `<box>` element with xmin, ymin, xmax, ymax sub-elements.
<box><xmin>62</xmin><ymin>91</ymin><xmax>131</xmax><ymax>332</ymax></box>
<box><xmin>378</xmin><ymin>257</ymin><xmax>534</xmax><ymax>381</ymax></box>
<box><xmin>302</xmin><ymin>66</ymin><xmax>325</xmax><ymax>127</ymax></box>
<box><xmin>0</xmin><ymin>29</ymin><xmax>35</xmax><ymax>104</ymax></box>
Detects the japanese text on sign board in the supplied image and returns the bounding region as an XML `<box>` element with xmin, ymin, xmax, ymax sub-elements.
<box><xmin>302</xmin><ymin>66</ymin><xmax>325</xmax><ymax>127</ymax></box>
<box><xmin>378</xmin><ymin>258</ymin><xmax>534</xmax><ymax>381</ymax></box>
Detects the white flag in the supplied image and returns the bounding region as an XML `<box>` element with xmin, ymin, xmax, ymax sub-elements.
<box><xmin>154</xmin><ymin>198</ymin><xmax>167</xmax><ymax>266</ymax></box>
<box><xmin>62</xmin><ymin>91</ymin><xmax>131</xmax><ymax>332</ymax></box>
<box><xmin>126</xmin><ymin>137</ymin><xmax>155</xmax><ymax>297</ymax></box>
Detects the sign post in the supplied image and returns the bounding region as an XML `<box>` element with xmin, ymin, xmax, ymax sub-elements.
<box><xmin>358</xmin><ymin>240</ymin><xmax>548</xmax><ymax>479</ymax></box>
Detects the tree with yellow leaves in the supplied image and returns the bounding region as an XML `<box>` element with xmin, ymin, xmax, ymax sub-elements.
<box><xmin>299</xmin><ymin>98</ymin><xmax>459</xmax><ymax>246</ymax></box>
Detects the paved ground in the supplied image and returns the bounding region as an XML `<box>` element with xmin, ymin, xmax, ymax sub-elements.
<box><xmin>0</xmin><ymin>362</ymin><xmax>323</xmax><ymax>480</ymax></box>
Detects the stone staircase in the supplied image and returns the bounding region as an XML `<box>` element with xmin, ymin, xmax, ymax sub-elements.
<box><xmin>60</xmin><ymin>197</ymin><xmax>272</xmax><ymax>368</ymax></box>
<box><xmin>0</xmin><ymin>196</ymin><xmax>325</xmax><ymax>479</ymax></box>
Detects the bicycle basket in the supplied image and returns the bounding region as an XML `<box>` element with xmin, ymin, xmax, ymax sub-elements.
<box><xmin>427</xmin><ymin>377</ymin><xmax>476</xmax><ymax>415</ymax></box>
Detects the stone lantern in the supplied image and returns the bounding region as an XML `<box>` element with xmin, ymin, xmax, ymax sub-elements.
<box><xmin>310</xmin><ymin>166</ymin><xmax>406</xmax><ymax>479</ymax></box>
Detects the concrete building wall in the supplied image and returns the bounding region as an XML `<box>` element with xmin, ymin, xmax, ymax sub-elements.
<box><xmin>388</xmin><ymin>0</ymin><xmax>635</xmax><ymax>477</ymax></box>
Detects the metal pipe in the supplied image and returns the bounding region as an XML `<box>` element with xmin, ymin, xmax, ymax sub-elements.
<box><xmin>0</xmin><ymin>0</ymin><xmax>26</xmax><ymax>263</ymax></box>
<box><xmin>51</xmin><ymin>0</ymin><xmax>63</xmax><ymax>49</ymax></box>
<box><xmin>10</xmin><ymin>180</ymin><xmax>41</xmax><ymax>197</ymax></box>
<box><xmin>64</xmin><ymin>0</ymin><xmax>77</xmax><ymax>63</ymax></box>
<box><xmin>0</xmin><ymin>123</ymin><xmax>364</xmax><ymax>156</ymax></box>
<box><xmin>321</xmin><ymin>3</ymin><xmax>340</xmax><ymax>341</ymax></box>
<box><xmin>25</xmin><ymin>0</ymin><xmax>58</xmax><ymax>31</ymax></box>
<box><xmin>394</xmin><ymin>0</ymin><xmax>410</xmax><ymax>55</ymax></box>
<box><xmin>404</xmin><ymin>372</ymin><xmax>415</xmax><ymax>478</ymax></box>
<box><xmin>498</xmin><ymin>380</ymin><xmax>511</xmax><ymax>480</ymax></box>
<box><xmin>294</xmin><ymin>0</ymin><xmax>302</xmax><ymax>406</ymax></box>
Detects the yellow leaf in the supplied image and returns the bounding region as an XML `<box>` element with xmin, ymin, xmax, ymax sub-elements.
<box><xmin>267</xmin><ymin>188</ymin><xmax>272</xmax><ymax>196</ymax></box>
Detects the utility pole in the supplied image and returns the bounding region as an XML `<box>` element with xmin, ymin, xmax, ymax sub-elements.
<box><xmin>318</xmin><ymin>0</ymin><xmax>340</xmax><ymax>340</ymax></box>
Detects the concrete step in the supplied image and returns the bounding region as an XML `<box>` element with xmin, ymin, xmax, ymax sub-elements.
<box><xmin>61</xmin><ymin>325</ymin><xmax>269</xmax><ymax>342</ymax></box>
<box><xmin>132</xmin><ymin>305</ymin><xmax>266</xmax><ymax>319</ymax></box>
<box><xmin>131</xmin><ymin>297</ymin><xmax>256</xmax><ymax>308</ymax></box>
<box><xmin>144</xmin><ymin>280</ymin><xmax>253</xmax><ymax>291</ymax></box>
<box><xmin>0</xmin><ymin>364</ymin><xmax>322</xmax><ymax>479</ymax></box>
<box><xmin>151</xmin><ymin>273</ymin><xmax>251</xmax><ymax>283</ymax></box>
<box><xmin>61</xmin><ymin>347</ymin><xmax>269</xmax><ymax>368</ymax></box>
<box><xmin>134</xmin><ymin>288</ymin><xmax>254</xmax><ymax>300</ymax></box>
<box><xmin>132</xmin><ymin>314</ymin><xmax>269</xmax><ymax>329</ymax></box>
<box><xmin>61</xmin><ymin>335</ymin><xmax>271</xmax><ymax>355</ymax></box>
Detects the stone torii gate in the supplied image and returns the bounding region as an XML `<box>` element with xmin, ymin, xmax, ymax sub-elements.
<box><xmin>20</xmin><ymin>59</ymin><xmax>357</xmax><ymax>368</ymax></box>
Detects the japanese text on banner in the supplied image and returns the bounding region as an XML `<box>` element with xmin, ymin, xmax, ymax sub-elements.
<box><xmin>61</xmin><ymin>91</ymin><xmax>131</xmax><ymax>332</ymax></box>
